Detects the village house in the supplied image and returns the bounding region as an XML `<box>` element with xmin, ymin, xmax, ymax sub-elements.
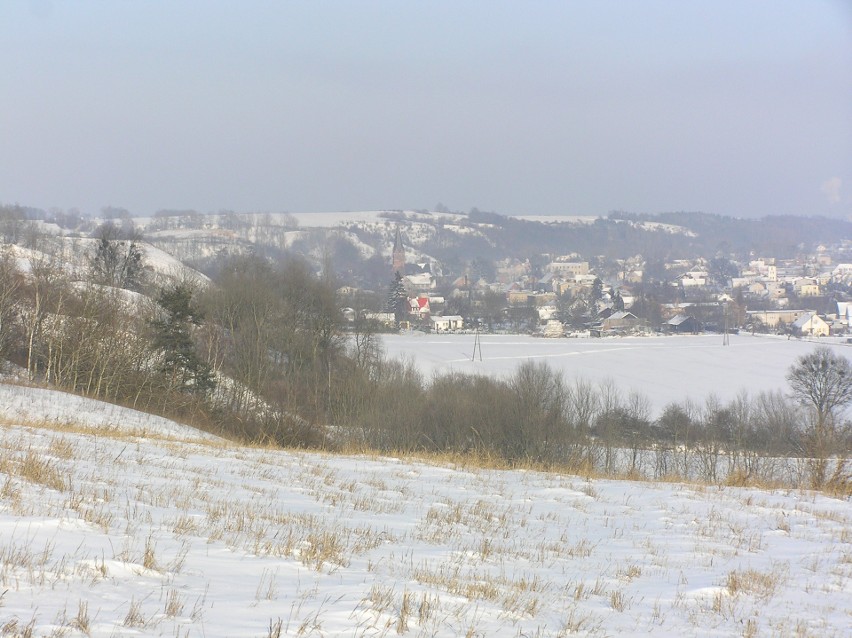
<box><xmin>430</xmin><ymin>315</ymin><xmax>464</xmax><ymax>332</ymax></box>
<box><xmin>547</xmin><ymin>258</ymin><xmax>590</xmax><ymax>279</ymax></box>
<box><xmin>661</xmin><ymin>302</ymin><xmax>695</xmax><ymax>320</ymax></box>
<box><xmin>791</xmin><ymin>312</ymin><xmax>830</xmax><ymax>337</ymax></box>
<box><xmin>831</xmin><ymin>263</ymin><xmax>852</xmax><ymax>284</ymax></box>
<box><xmin>664</xmin><ymin>314</ymin><xmax>701</xmax><ymax>334</ymax></box>
<box><xmin>747</xmin><ymin>259</ymin><xmax>777</xmax><ymax>281</ymax></box>
<box><xmin>745</xmin><ymin>309</ymin><xmax>812</xmax><ymax>329</ymax></box>
<box><xmin>364</xmin><ymin>312</ymin><xmax>396</xmax><ymax>328</ymax></box>
<box><xmin>765</xmin><ymin>282</ymin><xmax>787</xmax><ymax>299</ymax></box>
<box><xmin>599</xmin><ymin>311</ymin><xmax>639</xmax><ymax>332</ymax></box>
<box><xmin>507</xmin><ymin>289</ymin><xmax>534</xmax><ymax>306</ymax></box>
<box><xmin>679</xmin><ymin>271</ymin><xmax>708</xmax><ymax>288</ymax></box>
<box><xmin>537</xmin><ymin>304</ymin><xmax>559</xmax><ymax>322</ymax></box>
<box><xmin>792</xmin><ymin>278</ymin><xmax>820</xmax><ymax>297</ymax></box>
<box><xmin>541</xmin><ymin>319</ymin><xmax>565</xmax><ymax>337</ymax></box>
<box><xmin>409</xmin><ymin>296</ymin><xmax>430</xmax><ymax>320</ymax></box>
<box><xmin>405</xmin><ymin>271</ymin><xmax>436</xmax><ymax>292</ymax></box>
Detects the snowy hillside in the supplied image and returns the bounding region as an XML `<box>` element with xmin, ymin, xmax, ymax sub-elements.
<box><xmin>1</xmin><ymin>235</ymin><xmax>207</xmax><ymax>287</ymax></box>
<box><xmin>0</xmin><ymin>383</ymin><xmax>214</xmax><ymax>441</ymax></box>
<box><xmin>0</xmin><ymin>384</ymin><xmax>850</xmax><ymax>637</ymax></box>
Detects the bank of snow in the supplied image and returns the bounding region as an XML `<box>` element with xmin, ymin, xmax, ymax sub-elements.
<box><xmin>0</xmin><ymin>382</ymin><xmax>214</xmax><ymax>441</ymax></box>
<box><xmin>0</xmin><ymin>384</ymin><xmax>850</xmax><ymax>637</ymax></box>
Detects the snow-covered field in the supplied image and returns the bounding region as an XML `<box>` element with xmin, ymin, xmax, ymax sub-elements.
<box><xmin>1</xmin><ymin>384</ymin><xmax>851</xmax><ymax>636</ymax></box>
<box><xmin>380</xmin><ymin>333</ymin><xmax>852</xmax><ymax>416</ymax></box>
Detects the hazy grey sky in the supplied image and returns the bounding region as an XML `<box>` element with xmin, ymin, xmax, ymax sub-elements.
<box><xmin>2</xmin><ymin>1</ymin><xmax>850</xmax><ymax>219</ymax></box>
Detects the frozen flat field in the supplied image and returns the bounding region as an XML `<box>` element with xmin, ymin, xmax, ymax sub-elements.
<box><xmin>380</xmin><ymin>333</ymin><xmax>852</xmax><ymax>416</ymax></box>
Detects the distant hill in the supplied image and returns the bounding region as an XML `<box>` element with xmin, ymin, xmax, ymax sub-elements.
<box><xmin>4</xmin><ymin>203</ymin><xmax>851</xmax><ymax>291</ymax></box>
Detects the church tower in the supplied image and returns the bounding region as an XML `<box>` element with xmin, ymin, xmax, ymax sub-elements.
<box><xmin>392</xmin><ymin>226</ymin><xmax>405</xmax><ymax>275</ymax></box>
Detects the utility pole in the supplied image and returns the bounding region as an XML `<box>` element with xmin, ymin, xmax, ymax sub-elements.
<box><xmin>471</xmin><ymin>324</ymin><xmax>483</xmax><ymax>362</ymax></box>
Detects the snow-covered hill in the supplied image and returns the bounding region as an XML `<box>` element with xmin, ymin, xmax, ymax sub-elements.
<box><xmin>0</xmin><ymin>383</ymin><xmax>849</xmax><ymax>637</ymax></box>
<box><xmin>1</xmin><ymin>235</ymin><xmax>208</xmax><ymax>288</ymax></box>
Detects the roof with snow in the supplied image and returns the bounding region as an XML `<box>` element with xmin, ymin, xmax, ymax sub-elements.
<box><xmin>791</xmin><ymin>313</ymin><xmax>821</xmax><ymax>329</ymax></box>
<box><xmin>608</xmin><ymin>311</ymin><xmax>636</xmax><ymax>320</ymax></box>
<box><xmin>667</xmin><ymin>314</ymin><xmax>694</xmax><ymax>326</ymax></box>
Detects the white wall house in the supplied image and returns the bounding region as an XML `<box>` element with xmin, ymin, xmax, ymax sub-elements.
<box><xmin>431</xmin><ymin>315</ymin><xmax>464</xmax><ymax>332</ymax></box>
<box><xmin>680</xmin><ymin>271</ymin><xmax>708</xmax><ymax>287</ymax></box>
<box><xmin>793</xmin><ymin>278</ymin><xmax>820</xmax><ymax>297</ymax></box>
<box><xmin>547</xmin><ymin>260</ymin><xmax>589</xmax><ymax>278</ymax></box>
<box><xmin>791</xmin><ymin>312</ymin><xmax>830</xmax><ymax>337</ymax></box>
<box><xmin>405</xmin><ymin>272</ymin><xmax>436</xmax><ymax>291</ymax></box>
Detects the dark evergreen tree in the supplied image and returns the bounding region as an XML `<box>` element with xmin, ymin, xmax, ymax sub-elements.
<box><xmin>151</xmin><ymin>283</ymin><xmax>215</xmax><ymax>395</ymax></box>
<box><xmin>386</xmin><ymin>272</ymin><xmax>408</xmax><ymax>324</ymax></box>
<box><xmin>591</xmin><ymin>277</ymin><xmax>603</xmax><ymax>302</ymax></box>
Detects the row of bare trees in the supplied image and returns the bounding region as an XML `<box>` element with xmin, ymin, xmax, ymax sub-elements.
<box><xmin>328</xmin><ymin>352</ymin><xmax>850</xmax><ymax>491</ymax></box>
<box><xmin>0</xmin><ymin>247</ymin><xmax>162</xmax><ymax>406</ymax></box>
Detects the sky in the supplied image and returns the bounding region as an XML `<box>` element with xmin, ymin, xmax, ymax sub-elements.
<box><xmin>1</xmin><ymin>1</ymin><xmax>850</xmax><ymax>220</ymax></box>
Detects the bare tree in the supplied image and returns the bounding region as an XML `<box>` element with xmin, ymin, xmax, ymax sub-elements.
<box><xmin>509</xmin><ymin>361</ymin><xmax>568</xmax><ymax>462</ymax></box>
<box><xmin>21</xmin><ymin>252</ymin><xmax>67</xmax><ymax>380</ymax></box>
<box><xmin>0</xmin><ymin>251</ymin><xmax>22</xmax><ymax>362</ymax></box>
<box><xmin>90</xmin><ymin>222</ymin><xmax>146</xmax><ymax>290</ymax></box>
<box><xmin>786</xmin><ymin>347</ymin><xmax>852</xmax><ymax>488</ymax></box>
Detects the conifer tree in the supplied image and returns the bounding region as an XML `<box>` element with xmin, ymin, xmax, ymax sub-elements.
<box><xmin>151</xmin><ymin>283</ymin><xmax>215</xmax><ymax>395</ymax></box>
<box><xmin>386</xmin><ymin>272</ymin><xmax>408</xmax><ymax>324</ymax></box>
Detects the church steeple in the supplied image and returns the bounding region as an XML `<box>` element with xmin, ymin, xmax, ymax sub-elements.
<box><xmin>392</xmin><ymin>226</ymin><xmax>405</xmax><ymax>275</ymax></box>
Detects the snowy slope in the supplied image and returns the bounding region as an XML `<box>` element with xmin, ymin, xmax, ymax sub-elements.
<box><xmin>0</xmin><ymin>383</ymin><xmax>215</xmax><ymax>441</ymax></box>
<box><xmin>0</xmin><ymin>385</ymin><xmax>850</xmax><ymax>637</ymax></box>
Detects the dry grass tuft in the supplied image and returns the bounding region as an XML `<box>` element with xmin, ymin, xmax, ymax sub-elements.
<box><xmin>1</xmin><ymin>617</ymin><xmax>36</xmax><ymax>638</ymax></box>
<box><xmin>726</xmin><ymin>566</ymin><xmax>784</xmax><ymax>601</ymax></box>
<box><xmin>19</xmin><ymin>448</ymin><xmax>67</xmax><ymax>491</ymax></box>
<box><xmin>164</xmin><ymin>589</ymin><xmax>184</xmax><ymax>618</ymax></box>
<box><xmin>266</xmin><ymin>618</ymin><xmax>283</xmax><ymax>638</ymax></box>
<box><xmin>123</xmin><ymin>598</ymin><xmax>146</xmax><ymax>628</ymax></box>
<box><xmin>609</xmin><ymin>589</ymin><xmax>631</xmax><ymax>612</ymax></box>
<box><xmin>70</xmin><ymin>600</ymin><xmax>90</xmax><ymax>634</ymax></box>
<box><xmin>300</xmin><ymin>529</ymin><xmax>350</xmax><ymax>571</ymax></box>
<box><xmin>142</xmin><ymin>535</ymin><xmax>158</xmax><ymax>571</ymax></box>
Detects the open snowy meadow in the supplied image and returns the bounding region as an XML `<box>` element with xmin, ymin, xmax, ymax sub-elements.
<box><xmin>380</xmin><ymin>333</ymin><xmax>852</xmax><ymax>417</ymax></box>
<box><xmin>0</xmin><ymin>383</ymin><xmax>850</xmax><ymax>637</ymax></box>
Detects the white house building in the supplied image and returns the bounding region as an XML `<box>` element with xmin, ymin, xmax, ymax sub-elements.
<box><xmin>431</xmin><ymin>315</ymin><xmax>464</xmax><ymax>332</ymax></box>
<box><xmin>791</xmin><ymin>312</ymin><xmax>830</xmax><ymax>337</ymax></box>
